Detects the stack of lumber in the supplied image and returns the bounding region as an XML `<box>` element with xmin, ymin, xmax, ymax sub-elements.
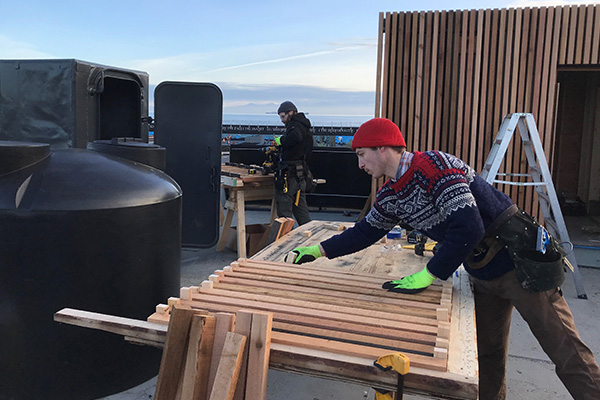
<box><xmin>153</xmin><ymin>305</ymin><xmax>273</xmax><ymax>400</ymax></box>
<box><xmin>147</xmin><ymin>258</ymin><xmax>477</xmax><ymax>399</ymax></box>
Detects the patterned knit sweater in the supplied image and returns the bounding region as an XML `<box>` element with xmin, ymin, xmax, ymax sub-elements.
<box><xmin>321</xmin><ymin>151</ymin><xmax>515</xmax><ymax>281</ymax></box>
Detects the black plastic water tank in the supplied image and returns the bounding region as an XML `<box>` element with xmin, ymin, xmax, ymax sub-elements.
<box><xmin>0</xmin><ymin>141</ymin><xmax>182</xmax><ymax>399</ymax></box>
<box><xmin>87</xmin><ymin>138</ymin><xmax>166</xmax><ymax>171</ymax></box>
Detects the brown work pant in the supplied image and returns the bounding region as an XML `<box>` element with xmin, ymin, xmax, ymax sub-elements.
<box><xmin>471</xmin><ymin>270</ymin><xmax>600</xmax><ymax>400</ymax></box>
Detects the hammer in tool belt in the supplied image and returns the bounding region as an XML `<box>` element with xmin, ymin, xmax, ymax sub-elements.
<box><xmin>373</xmin><ymin>352</ymin><xmax>410</xmax><ymax>400</ymax></box>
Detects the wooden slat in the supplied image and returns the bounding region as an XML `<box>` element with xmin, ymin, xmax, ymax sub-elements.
<box><xmin>583</xmin><ymin>4</ymin><xmax>594</xmax><ymax>64</ymax></box>
<box><xmin>592</xmin><ymin>5</ymin><xmax>600</xmax><ymax>63</ymax></box>
<box><xmin>195</xmin><ymin>287</ymin><xmax>438</xmax><ymax>327</ymax></box>
<box><xmin>567</xmin><ymin>5</ymin><xmax>578</xmax><ymax>64</ymax></box>
<box><xmin>245</xmin><ymin>312</ymin><xmax>273</xmax><ymax>400</ymax></box>
<box><xmin>215</xmin><ymin>277</ymin><xmax>442</xmax><ymax>312</ymax></box>
<box><xmin>207</xmin><ymin>313</ymin><xmax>236</xmax><ymax>399</ymax></box>
<box><xmin>186</xmin><ymin>294</ymin><xmax>439</xmax><ymax>335</ymax></box>
<box><xmin>232</xmin><ymin>311</ymin><xmax>253</xmax><ymax>400</ymax></box>
<box><xmin>155</xmin><ymin>305</ymin><xmax>196</xmax><ymax>400</ymax></box>
<box><xmin>375</xmin><ymin>12</ymin><xmax>385</xmax><ymax>117</ymax></box>
<box><xmin>575</xmin><ymin>4</ymin><xmax>587</xmax><ymax>64</ymax></box>
<box><xmin>212</xmin><ymin>281</ymin><xmax>439</xmax><ymax>318</ymax></box>
<box><xmin>208</xmin><ymin>332</ymin><xmax>247</xmax><ymax>400</ymax></box>
<box><xmin>271</xmin><ymin>331</ymin><xmax>447</xmax><ymax>372</ymax></box>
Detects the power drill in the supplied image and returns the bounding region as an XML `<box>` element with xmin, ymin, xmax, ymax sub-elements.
<box><xmin>407</xmin><ymin>230</ymin><xmax>428</xmax><ymax>256</ymax></box>
<box><xmin>261</xmin><ymin>146</ymin><xmax>279</xmax><ymax>175</ymax></box>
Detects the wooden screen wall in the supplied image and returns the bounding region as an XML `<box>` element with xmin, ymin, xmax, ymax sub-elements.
<box><xmin>376</xmin><ymin>4</ymin><xmax>600</xmax><ymax>216</ymax></box>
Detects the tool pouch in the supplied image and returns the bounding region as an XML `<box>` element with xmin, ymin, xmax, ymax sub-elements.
<box><xmin>274</xmin><ymin>168</ymin><xmax>287</xmax><ymax>191</ymax></box>
<box><xmin>466</xmin><ymin>206</ymin><xmax>566</xmax><ymax>292</ymax></box>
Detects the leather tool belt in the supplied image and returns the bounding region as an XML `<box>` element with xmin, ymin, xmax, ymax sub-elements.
<box><xmin>466</xmin><ymin>204</ymin><xmax>566</xmax><ymax>292</ymax></box>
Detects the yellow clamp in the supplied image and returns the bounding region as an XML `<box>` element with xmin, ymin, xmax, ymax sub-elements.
<box><xmin>373</xmin><ymin>353</ymin><xmax>410</xmax><ymax>400</ymax></box>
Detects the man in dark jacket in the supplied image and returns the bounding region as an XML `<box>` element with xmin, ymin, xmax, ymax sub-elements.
<box><xmin>273</xmin><ymin>101</ymin><xmax>312</xmax><ymax>225</ymax></box>
<box><xmin>287</xmin><ymin>118</ymin><xmax>600</xmax><ymax>400</ymax></box>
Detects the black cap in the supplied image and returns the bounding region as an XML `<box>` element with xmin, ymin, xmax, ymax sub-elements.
<box><xmin>277</xmin><ymin>101</ymin><xmax>297</xmax><ymax>114</ymax></box>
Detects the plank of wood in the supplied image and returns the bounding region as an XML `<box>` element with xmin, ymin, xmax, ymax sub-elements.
<box><xmin>278</xmin><ymin>218</ymin><xmax>296</xmax><ymax>239</ymax></box>
<box><xmin>232</xmin><ymin>311</ymin><xmax>253</xmax><ymax>400</ymax></box>
<box><xmin>270</xmin><ymin>331</ymin><xmax>446</xmax><ymax>372</ymax></box>
<box><xmin>245</xmin><ymin>312</ymin><xmax>273</xmax><ymax>400</ymax></box>
<box><xmin>54</xmin><ymin>308</ymin><xmax>167</xmax><ymax>343</ymax></box>
<box><xmin>208</xmin><ymin>332</ymin><xmax>247</xmax><ymax>400</ymax></box>
<box><xmin>212</xmin><ymin>282</ymin><xmax>439</xmax><ymax>319</ymax></box>
<box><xmin>191</xmin><ymin>315</ymin><xmax>216</xmax><ymax>400</ymax></box>
<box><xmin>195</xmin><ymin>287</ymin><xmax>438</xmax><ymax>327</ymax></box>
<box><xmin>183</xmin><ymin>300</ymin><xmax>437</xmax><ymax>345</ymax></box>
<box><xmin>232</xmin><ymin>262</ymin><xmax>443</xmax><ymax>296</ymax></box>
<box><xmin>273</xmin><ymin>322</ymin><xmax>433</xmax><ymax>355</ymax></box>
<box><xmin>219</xmin><ymin>270</ymin><xmax>441</xmax><ymax>304</ymax></box>
<box><xmin>207</xmin><ymin>313</ymin><xmax>236</xmax><ymax>399</ymax></box>
<box><xmin>180</xmin><ymin>315</ymin><xmax>204</xmax><ymax>400</ymax></box>
<box><xmin>154</xmin><ymin>305</ymin><xmax>197</xmax><ymax>400</ymax></box>
<box><xmin>186</xmin><ymin>294</ymin><xmax>438</xmax><ymax>336</ymax></box>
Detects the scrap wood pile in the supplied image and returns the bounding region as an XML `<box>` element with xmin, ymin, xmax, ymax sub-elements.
<box><xmin>148</xmin><ymin>258</ymin><xmax>456</xmax><ymax>395</ymax></box>
<box><xmin>153</xmin><ymin>305</ymin><xmax>273</xmax><ymax>400</ymax></box>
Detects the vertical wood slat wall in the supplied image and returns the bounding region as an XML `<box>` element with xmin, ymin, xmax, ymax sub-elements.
<box><xmin>376</xmin><ymin>4</ymin><xmax>600</xmax><ymax>216</ymax></box>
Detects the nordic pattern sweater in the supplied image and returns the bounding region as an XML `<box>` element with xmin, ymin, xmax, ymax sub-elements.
<box><xmin>321</xmin><ymin>151</ymin><xmax>515</xmax><ymax>281</ymax></box>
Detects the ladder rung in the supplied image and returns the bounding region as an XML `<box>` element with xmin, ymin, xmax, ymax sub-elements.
<box><xmin>492</xmin><ymin>180</ymin><xmax>547</xmax><ymax>187</ymax></box>
<box><xmin>537</xmin><ymin>191</ymin><xmax>551</xmax><ymax>204</ymax></box>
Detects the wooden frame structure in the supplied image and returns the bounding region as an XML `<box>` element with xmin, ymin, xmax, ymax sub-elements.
<box><xmin>149</xmin><ymin>220</ymin><xmax>478</xmax><ymax>399</ymax></box>
<box><xmin>375</xmin><ymin>4</ymin><xmax>600</xmax><ymax>218</ymax></box>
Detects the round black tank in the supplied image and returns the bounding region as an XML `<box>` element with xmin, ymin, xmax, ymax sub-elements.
<box><xmin>0</xmin><ymin>141</ymin><xmax>182</xmax><ymax>400</ymax></box>
<box><xmin>87</xmin><ymin>138</ymin><xmax>167</xmax><ymax>171</ymax></box>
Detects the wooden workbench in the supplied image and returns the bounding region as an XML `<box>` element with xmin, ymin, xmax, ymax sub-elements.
<box><xmin>160</xmin><ymin>220</ymin><xmax>478</xmax><ymax>399</ymax></box>
<box><xmin>217</xmin><ymin>165</ymin><xmax>276</xmax><ymax>258</ymax></box>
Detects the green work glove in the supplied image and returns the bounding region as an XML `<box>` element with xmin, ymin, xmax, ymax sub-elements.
<box><xmin>382</xmin><ymin>267</ymin><xmax>436</xmax><ymax>294</ymax></box>
<box><xmin>286</xmin><ymin>245</ymin><xmax>322</xmax><ymax>264</ymax></box>
<box><xmin>274</xmin><ymin>136</ymin><xmax>282</xmax><ymax>146</ymax></box>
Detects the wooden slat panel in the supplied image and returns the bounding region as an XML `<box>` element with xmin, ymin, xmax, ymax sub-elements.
<box><xmin>375</xmin><ymin>5</ymin><xmax>600</xmax><ymax>213</ymax></box>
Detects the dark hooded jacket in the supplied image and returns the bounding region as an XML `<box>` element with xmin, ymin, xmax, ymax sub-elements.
<box><xmin>279</xmin><ymin>112</ymin><xmax>313</xmax><ymax>164</ymax></box>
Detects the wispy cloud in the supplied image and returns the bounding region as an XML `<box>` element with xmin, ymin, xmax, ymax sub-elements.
<box><xmin>127</xmin><ymin>39</ymin><xmax>378</xmax><ymax>92</ymax></box>
<box><xmin>0</xmin><ymin>35</ymin><xmax>53</xmax><ymax>59</ymax></box>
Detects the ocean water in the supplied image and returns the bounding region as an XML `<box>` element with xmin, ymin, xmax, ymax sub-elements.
<box><xmin>223</xmin><ymin>113</ymin><xmax>371</xmax><ymax>127</ymax></box>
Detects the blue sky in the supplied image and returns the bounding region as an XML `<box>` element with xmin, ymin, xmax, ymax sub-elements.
<box><xmin>0</xmin><ymin>0</ymin><xmax>595</xmax><ymax>116</ymax></box>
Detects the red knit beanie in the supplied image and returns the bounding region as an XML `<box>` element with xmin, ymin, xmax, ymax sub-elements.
<box><xmin>351</xmin><ymin>118</ymin><xmax>406</xmax><ymax>150</ymax></box>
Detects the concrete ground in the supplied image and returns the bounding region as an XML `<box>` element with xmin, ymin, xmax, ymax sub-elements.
<box><xmin>101</xmin><ymin>208</ymin><xmax>600</xmax><ymax>400</ymax></box>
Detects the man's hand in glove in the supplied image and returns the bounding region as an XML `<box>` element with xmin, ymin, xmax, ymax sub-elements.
<box><xmin>285</xmin><ymin>245</ymin><xmax>322</xmax><ymax>264</ymax></box>
<box><xmin>382</xmin><ymin>267</ymin><xmax>436</xmax><ymax>294</ymax></box>
<box><xmin>274</xmin><ymin>136</ymin><xmax>282</xmax><ymax>146</ymax></box>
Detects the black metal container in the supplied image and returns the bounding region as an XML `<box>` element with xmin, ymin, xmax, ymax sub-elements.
<box><xmin>0</xmin><ymin>141</ymin><xmax>182</xmax><ymax>400</ymax></box>
<box><xmin>0</xmin><ymin>59</ymin><xmax>150</xmax><ymax>148</ymax></box>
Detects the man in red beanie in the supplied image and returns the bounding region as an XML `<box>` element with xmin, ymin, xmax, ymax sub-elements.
<box><xmin>287</xmin><ymin>117</ymin><xmax>600</xmax><ymax>400</ymax></box>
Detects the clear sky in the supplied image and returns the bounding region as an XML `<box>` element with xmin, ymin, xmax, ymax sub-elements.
<box><xmin>0</xmin><ymin>0</ymin><xmax>595</xmax><ymax>116</ymax></box>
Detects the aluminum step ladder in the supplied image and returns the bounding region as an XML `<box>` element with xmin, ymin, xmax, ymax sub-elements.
<box><xmin>480</xmin><ymin>113</ymin><xmax>587</xmax><ymax>299</ymax></box>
